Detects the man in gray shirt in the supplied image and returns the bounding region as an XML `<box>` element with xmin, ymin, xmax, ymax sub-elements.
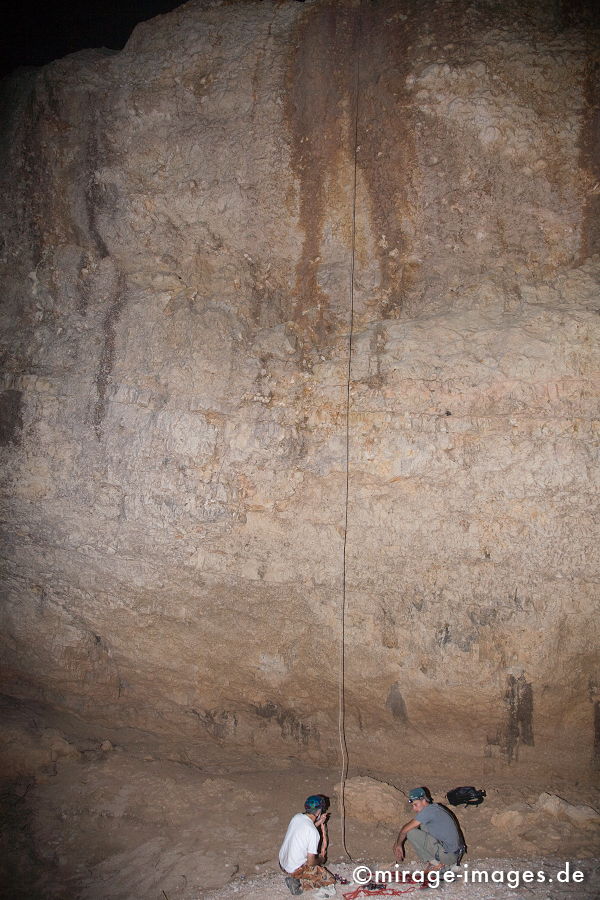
<box><xmin>393</xmin><ymin>787</ymin><xmax>464</xmax><ymax>871</ymax></box>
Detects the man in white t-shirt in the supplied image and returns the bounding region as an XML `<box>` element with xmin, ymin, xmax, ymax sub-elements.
<box><xmin>279</xmin><ymin>795</ymin><xmax>336</xmax><ymax>896</ymax></box>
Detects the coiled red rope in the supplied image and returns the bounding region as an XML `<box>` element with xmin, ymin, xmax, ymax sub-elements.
<box><xmin>343</xmin><ymin>886</ymin><xmax>421</xmax><ymax>899</ymax></box>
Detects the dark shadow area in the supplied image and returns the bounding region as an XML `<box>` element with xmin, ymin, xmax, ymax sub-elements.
<box><xmin>0</xmin><ymin>778</ymin><xmax>52</xmax><ymax>900</ymax></box>
<box><xmin>1</xmin><ymin>0</ymin><xmax>187</xmax><ymax>77</ymax></box>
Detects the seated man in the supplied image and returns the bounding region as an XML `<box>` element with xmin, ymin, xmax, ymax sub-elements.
<box><xmin>393</xmin><ymin>786</ymin><xmax>465</xmax><ymax>872</ymax></box>
<box><xmin>279</xmin><ymin>794</ymin><xmax>336</xmax><ymax>896</ymax></box>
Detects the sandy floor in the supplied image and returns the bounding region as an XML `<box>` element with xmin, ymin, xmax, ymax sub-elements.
<box><xmin>205</xmin><ymin>857</ymin><xmax>600</xmax><ymax>900</ymax></box>
<box><xmin>1</xmin><ymin>725</ymin><xmax>599</xmax><ymax>900</ymax></box>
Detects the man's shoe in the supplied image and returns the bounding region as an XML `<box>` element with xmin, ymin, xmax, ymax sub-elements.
<box><xmin>285</xmin><ymin>876</ymin><xmax>302</xmax><ymax>895</ymax></box>
<box><xmin>424</xmin><ymin>863</ymin><xmax>444</xmax><ymax>874</ymax></box>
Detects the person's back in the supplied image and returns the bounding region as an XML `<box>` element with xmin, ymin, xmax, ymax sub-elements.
<box><xmin>278</xmin><ymin>795</ymin><xmax>336</xmax><ymax>897</ymax></box>
<box><xmin>414</xmin><ymin>802</ymin><xmax>461</xmax><ymax>854</ymax></box>
<box><xmin>279</xmin><ymin>812</ymin><xmax>319</xmax><ymax>873</ymax></box>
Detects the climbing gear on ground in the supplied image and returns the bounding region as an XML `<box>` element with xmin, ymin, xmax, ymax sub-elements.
<box><xmin>343</xmin><ymin>883</ymin><xmax>423</xmax><ymax>898</ymax></box>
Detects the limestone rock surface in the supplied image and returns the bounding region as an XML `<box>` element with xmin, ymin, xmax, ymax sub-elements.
<box><xmin>335</xmin><ymin>775</ymin><xmax>405</xmax><ymax>825</ymax></box>
<box><xmin>0</xmin><ymin>723</ymin><xmax>79</xmax><ymax>779</ymax></box>
<box><xmin>0</xmin><ymin>0</ymin><xmax>599</xmax><ymax>778</ymax></box>
<box><xmin>534</xmin><ymin>792</ymin><xmax>600</xmax><ymax>828</ymax></box>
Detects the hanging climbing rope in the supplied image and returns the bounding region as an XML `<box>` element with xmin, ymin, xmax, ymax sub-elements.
<box><xmin>338</xmin><ymin>4</ymin><xmax>362</xmax><ymax>862</ymax></box>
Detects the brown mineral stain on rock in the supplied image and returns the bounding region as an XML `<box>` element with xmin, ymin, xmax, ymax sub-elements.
<box><xmin>254</xmin><ymin>701</ymin><xmax>317</xmax><ymax>746</ymax></box>
<box><xmin>385</xmin><ymin>682</ymin><xmax>408</xmax><ymax>722</ymax></box>
<box><xmin>0</xmin><ymin>390</ymin><xmax>23</xmax><ymax>445</ymax></box>
<box><xmin>84</xmin><ymin>131</ymin><xmax>111</xmax><ymax>260</ymax></box>
<box><xmin>93</xmin><ymin>272</ymin><xmax>126</xmax><ymax>440</ymax></box>
<box><xmin>356</xmin><ymin>0</ymin><xmax>420</xmax><ymax>318</ymax></box>
<box><xmin>501</xmin><ymin>673</ymin><xmax>534</xmax><ymax>763</ymax></box>
<box><xmin>579</xmin><ymin>56</ymin><xmax>600</xmax><ymax>260</ymax></box>
<box><xmin>285</xmin><ymin>3</ymin><xmax>357</xmax><ymax>346</ymax></box>
<box><xmin>594</xmin><ymin>699</ymin><xmax>600</xmax><ymax>768</ymax></box>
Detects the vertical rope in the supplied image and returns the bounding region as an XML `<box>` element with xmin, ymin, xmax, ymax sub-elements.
<box><xmin>338</xmin><ymin>1</ymin><xmax>362</xmax><ymax>862</ymax></box>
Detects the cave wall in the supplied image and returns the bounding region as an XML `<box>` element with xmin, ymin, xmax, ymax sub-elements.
<box><xmin>0</xmin><ymin>0</ymin><xmax>598</xmax><ymax>778</ymax></box>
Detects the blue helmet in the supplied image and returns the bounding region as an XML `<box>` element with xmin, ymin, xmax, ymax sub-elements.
<box><xmin>408</xmin><ymin>787</ymin><xmax>430</xmax><ymax>802</ymax></box>
<box><xmin>305</xmin><ymin>794</ymin><xmax>328</xmax><ymax>812</ymax></box>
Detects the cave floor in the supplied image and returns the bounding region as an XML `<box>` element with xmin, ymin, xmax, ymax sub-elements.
<box><xmin>205</xmin><ymin>859</ymin><xmax>600</xmax><ymax>900</ymax></box>
<box><xmin>1</xmin><ymin>729</ymin><xmax>599</xmax><ymax>899</ymax></box>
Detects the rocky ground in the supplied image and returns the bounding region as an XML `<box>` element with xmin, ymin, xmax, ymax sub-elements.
<box><xmin>206</xmin><ymin>859</ymin><xmax>600</xmax><ymax>900</ymax></box>
<box><xmin>1</xmin><ymin>704</ymin><xmax>598</xmax><ymax>899</ymax></box>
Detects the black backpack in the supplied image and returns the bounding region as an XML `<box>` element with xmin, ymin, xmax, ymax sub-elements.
<box><xmin>446</xmin><ymin>786</ymin><xmax>486</xmax><ymax>807</ymax></box>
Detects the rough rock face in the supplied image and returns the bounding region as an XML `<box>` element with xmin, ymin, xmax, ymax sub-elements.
<box><xmin>0</xmin><ymin>0</ymin><xmax>598</xmax><ymax>779</ymax></box>
<box><xmin>334</xmin><ymin>776</ymin><xmax>405</xmax><ymax>825</ymax></box>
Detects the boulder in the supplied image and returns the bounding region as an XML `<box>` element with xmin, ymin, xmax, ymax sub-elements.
<box><xmin>335</xmin><ymin>776</ymin><xmax>404</xmax><ymax>825</ymax></box>
<box><xmin>490</xmin><ymin>809</ymin><xmax>525</xmax><ymax>830</ymax></box>
<box><xmin>0</xmin><ymin>726</ymin><xmax>79</xmax><ymax>779</ymax></box>
<box><xmin>534</xmin><ymin>793</ymin><xmax>600</xmax><ymax>829</ymax></box>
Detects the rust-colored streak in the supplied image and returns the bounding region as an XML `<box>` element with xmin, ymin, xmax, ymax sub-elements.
<box><xmin>286</xmin><ymin>3</ymin><xmax>357</xmax><ymax>347</ymax></box>
<box><xmin>579</xmin><ymin>56</ymin><xmax>600</xmax><ymax>261</ymax></box>
<box><xmin>594</xmin><ymin>700</ymin><xmax>600</xmax><ymax>768</ymax></box>
<box><xmin>93</xmin><ymin>273</ymin><xmax>126</xmax><ymax>440</ymax></box>
<box><xmin>357</xmin><ymin>0</ymin><xmax>419</xmax><ymax>318</ymax></box>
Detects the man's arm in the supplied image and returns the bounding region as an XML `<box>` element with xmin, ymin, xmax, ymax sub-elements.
<box><xmin>307</xmin><ymin>813</ymin><xmax>328</xmax><ymax>866</ymax></box>
<box><xmin>393</xmin><ymin>817</ymin><xmax>421</xmax><ymax>861</ymax></box>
